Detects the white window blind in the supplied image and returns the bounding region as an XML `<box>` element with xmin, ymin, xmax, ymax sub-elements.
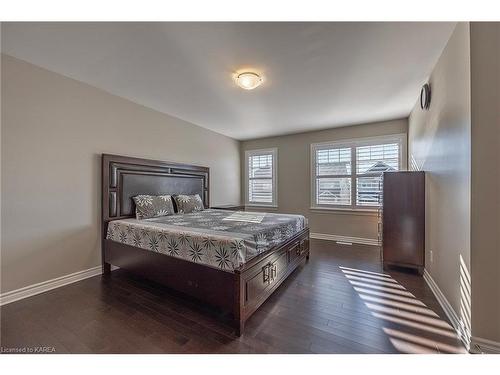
<box><xmin>312</xmin><ymin>135</ymin><xmax>405</xmax><ymax>210</ymax></box>
<box><xmin>315</xmin><ymin>147</ymin><xmax>352</xmax><ymax>206</ymax></box>
<box><xmin>246</xmin><ymin>149</ymin><xmax>277</xmax><ymax>206</ymax></box>
<box><xmin>356</xmin><ymin>143</ymin><xmax>400</xmax><ymax>206</ymax></box>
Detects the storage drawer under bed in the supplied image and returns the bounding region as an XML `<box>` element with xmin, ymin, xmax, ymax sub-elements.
<box><xmin>243</xmin><ymin>236</ymin><xmax>309</xmax><ymax>310</ymax></box>
<box><xmin>246</xmin><ymin>250</ymin><xmax>289</xmax><ymax>303</ymax></box>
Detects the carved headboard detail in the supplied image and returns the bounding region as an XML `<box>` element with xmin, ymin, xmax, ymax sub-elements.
<box><xmin>101</xmin><ymin>154</ymin><xmax>210</xmax><ymax>226</ymax></box>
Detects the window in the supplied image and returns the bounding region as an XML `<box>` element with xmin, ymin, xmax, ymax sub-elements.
<box><xmin>245</xmin><ymin>148</ymin><xmax>277</xmax><ymax>207</ymax></box>
<box><xmin>311</xmin><ymin>134</ymin><xmax>406</xmax><ymax>210</ymax></box>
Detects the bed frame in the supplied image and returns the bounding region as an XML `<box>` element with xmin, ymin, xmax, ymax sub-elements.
<box><xmin>101</xmin><ymin>154</ymin><xmax>309</xmax><ymax>336</ymax></box>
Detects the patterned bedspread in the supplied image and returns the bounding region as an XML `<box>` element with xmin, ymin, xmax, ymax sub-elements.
<box><xmin>106</xmin><ymin>209</ymin><xmax>307</xmax><ymax>272</ymax></box>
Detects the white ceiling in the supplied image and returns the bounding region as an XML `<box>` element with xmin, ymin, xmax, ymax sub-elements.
<box><xmin>2</xmin><ymin>22</ymin><xmax>455</xmax><ymax>140</ymax></box>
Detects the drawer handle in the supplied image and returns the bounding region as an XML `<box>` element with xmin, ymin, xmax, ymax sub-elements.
<box><xmin>263</xmin><ymin>264</ymin><xmax>270</xmax><ymax>283</ymax></box>
<box><xmin>296</xmin><ymin>242</ymin><xmax>303</xmax><ymax>256</ymax></box>
<box><xmin>270</xmin><ymin>264</ymin><xmax>277</xmax><ymax>281</ymax></box>
<box><xmin>263</xmin><ymin>263</ymin><xmax>277</xmax><ymax>283</ymax></box>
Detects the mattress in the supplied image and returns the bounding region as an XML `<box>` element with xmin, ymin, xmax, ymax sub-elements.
<box><xmin>106</xmin><ymin>209</ymin><xmax>307</xmax><ymax>272</ymax></box>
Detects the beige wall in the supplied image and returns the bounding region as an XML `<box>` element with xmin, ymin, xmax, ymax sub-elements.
<box><xmin>241</xmin><ymin>118</ymin><xmax>408</xmax><ymax>240</ymax></box>
<box><xmin>408</xmin><ymin>23</ymin><xmax>472</xmax><ymax>340</ymax></box>
<box><xmin>1</xmin><ymin>54</ymin><xmax>241</xmax><ymax>293</ymax></box>
<box><xmin>408</xmin><ymin>22</ymin><xmax>500</xmax><ymax>346</ymax></box>
<box><xmin>470</xmin><ymin>22</ymin><xmax>500</xmax><ymax>343</ymax></box>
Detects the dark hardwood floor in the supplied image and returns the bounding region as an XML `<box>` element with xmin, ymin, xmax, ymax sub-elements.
<box><xmin>0</xmin><ymin>240</ymin><xmax>466</xmax><ymax>354</ymax></box>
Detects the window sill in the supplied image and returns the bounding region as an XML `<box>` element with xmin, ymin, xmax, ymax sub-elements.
<box><xmin>309</xmin><ymin>206</ymin><xmax>379</xmax><ymax>216</ymax></box>
<box><xmin>245</xmin><ymin>204</ymin><xmax>279</xmax><ymax>210</ymax></box>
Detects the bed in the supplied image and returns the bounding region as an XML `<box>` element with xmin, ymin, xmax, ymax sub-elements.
<box><xmin>102</xmin><ymin>154</ymin><xmax>310</xmax><ymax>335</ymax></box>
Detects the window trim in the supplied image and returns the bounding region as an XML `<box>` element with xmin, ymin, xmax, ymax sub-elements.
<box><xmin>310</xmin><ymin>134</ymin><xmax>407</xmax><ymax>211</ymax></box>
<box><xmin>245</xmin><ymin>148</ymin><xmax>278</xmax><ymax>208</ymax></box>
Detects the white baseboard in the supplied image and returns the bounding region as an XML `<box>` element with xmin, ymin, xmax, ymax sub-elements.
<box><xmin>0</xmin><ymin>265</ymin><xmax>117</xmax><ymax>306</ymax></box>
<box><xmin>470</xmin><ymin>336</ymin><xmax>500</xmax><ymax>354</ymax></box>
<box><xmin>310</xmin><ymin>232</ymin><xmax>380</xmax><ymax>246</ymax></box>
<box><xmin>423</xmin><ymin>269</ymin><xmax>471</xmax><ymax>351</ymax></box>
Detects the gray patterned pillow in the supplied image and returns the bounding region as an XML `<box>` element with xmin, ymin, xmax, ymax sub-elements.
<box><xmin>174</xmin><ymin>194</ymin><xmax>204</xmax><ymax>214</ymax></box>
<box><xmin>133</xmin><ymin>195</ymin><xmax>175</xmax><ymax>220</ymax></box>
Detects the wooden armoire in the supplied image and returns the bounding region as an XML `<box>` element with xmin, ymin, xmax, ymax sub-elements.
<box><xmin>381</xmin><ymin>171</ymin><xmax>425</xmax><ymax>275</ymax></box>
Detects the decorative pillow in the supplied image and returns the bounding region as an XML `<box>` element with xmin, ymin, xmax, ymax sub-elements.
<box><xmin>132</xmin><ymin>195</ymin><xmax>175</xmax><ymax>220</ymax></box>
<box><xmin>174</xmin><ymin>194</ymin><xmax>204</xmax><ymax>214</ymax></box>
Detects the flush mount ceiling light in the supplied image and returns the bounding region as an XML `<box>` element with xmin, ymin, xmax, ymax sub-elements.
<box><xmin>234</xmin><ymin>72</ymin><xmax>263</xmax><ymax>90</ymax></box>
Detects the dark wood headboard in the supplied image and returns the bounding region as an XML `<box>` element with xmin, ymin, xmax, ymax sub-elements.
<box><xmin>101</xmin><ymin>154</ymin><xmax>210</xmax><ymax>227</ymax></box>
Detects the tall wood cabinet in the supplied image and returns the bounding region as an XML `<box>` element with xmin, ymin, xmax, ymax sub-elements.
<box><xmin>381</xmin><ymin>171</ymin><xmax>425</xmax><ymax>275</ymax></box>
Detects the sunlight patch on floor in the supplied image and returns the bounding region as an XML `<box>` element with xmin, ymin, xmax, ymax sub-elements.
<box><xmin>347</xmin><ymin>280</ymin><xmax>415</xmax><ymax>296</ymax></box>
<box><xmin>340</xmin><ymin>269</ymin><xmax>398</xmax><ymax>282</ymax></box>
<box><xmin>358</xmin><ymin>294</ymin><xmax>440</xmax><ymax>317</ymax></box>
<box><xmin>353</xmin><ymin>286</ymin><xmax>427</xmax><ymax>306</ymax></box>
<box><xmin>339</xmin><ymin>265</ymin><xmax>466</xmax><ymax>354</ymax></box>
<box><xmin>344</xmin><ymin>274</ymin><xmax>407</xmax><ymax>289</ymax></box>
<box><xmin>371</xmin><ymin>312</ymin><xmax>457</xmax><ymax>339</ymax></box>
<box><xmin>459</xmin><ymin>254</ymin><xmax>472</xmax><ymax>348</ymax></box>
<box><xmin>383</xmin><ymin>328</ymin><xmax>466</xmax><ymax>354</ymax></box>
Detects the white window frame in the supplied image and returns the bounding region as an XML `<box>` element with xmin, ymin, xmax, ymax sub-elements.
<box><xmin>310</xmin><ymin>134</ymin><xmax>407</xmax><ymax>211</ymax></box>
<box><xmin>245</xmin><ymin>148</ymin><xmax>278</xmax><ymax>208</ymax></box>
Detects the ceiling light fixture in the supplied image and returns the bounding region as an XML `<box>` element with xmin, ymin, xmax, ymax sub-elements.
<box><xmin>234</xmin><ymin>72</ymin><xmax>263</xmax><ymax>90</ymax></box>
